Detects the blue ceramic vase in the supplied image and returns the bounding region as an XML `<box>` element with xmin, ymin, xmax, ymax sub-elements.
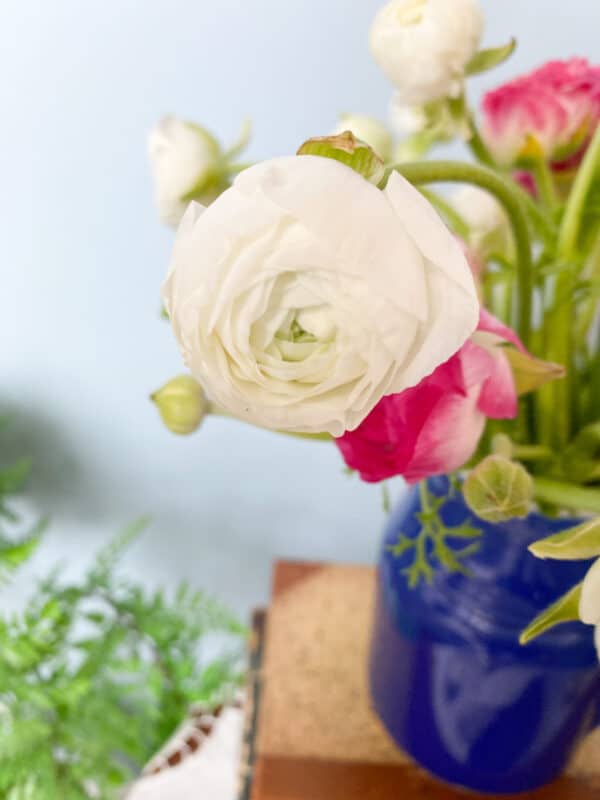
<box><xmin>369</xmin><ymin>477</ymin><xmax>600</xmax><ymax>795</ymax></box>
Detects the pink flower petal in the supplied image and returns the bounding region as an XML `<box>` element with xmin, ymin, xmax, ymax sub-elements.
<box><xmin>478</xmin><ymin>352</ymin><xmax>518</xmax><ymax>419</ymax></box>
<box><xmin>478</xmin><ymin>308</ymin><xmax>526</xmax><ymax>352</ymax></box>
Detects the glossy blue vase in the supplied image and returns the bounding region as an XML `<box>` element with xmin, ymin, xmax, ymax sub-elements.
<box><xmin>370</xmin><ymin>477</ymin><xmax>600</xmax><ymax>795</ymax></box>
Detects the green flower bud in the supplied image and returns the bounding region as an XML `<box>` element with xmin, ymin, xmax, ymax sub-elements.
<box><xmin>151</xmin><ymin>375</ymin><xmax>207</xmax><ymax>435</ymax></box>
<box><xmin>297</xmin><ymin>132</ymin><xmax>385</xmax><ymax>185</ymax></box>
<box><xmin>464</xmin><ymin>455</ymin><xmax>533</xmax><ymax>523</ymax></box>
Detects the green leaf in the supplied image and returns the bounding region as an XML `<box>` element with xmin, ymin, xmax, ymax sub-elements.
<box><xmin>88</xmin><ymin>516</ymin><xmax>149</xmax><ymax>582</ymax></box>
<box><xmin>466</xmin><ymin>38</ymin><xmax>517</xmax><ymax>76</ymax></box>
<box><xmin>0</xmin><ymin>522</ymin><xmax>46</xmax><ymax>585</ymax></box>
<box><xmin>520</xmin><ymin>583</ymin><xmax>582</xmax><ymax>644</ymax></box>
<box><xmin>530</xmin><ymin>517</ymin><xmax>600</xmax><ymax>560</ymax></box>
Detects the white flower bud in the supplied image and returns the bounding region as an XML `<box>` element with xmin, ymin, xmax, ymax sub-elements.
<box><xmin>452</xmin><ymin>185</ymin><xmax>513</xmax><ymax>261</ymax></box>
<box><xmin>331</xmin><ymin>114</ymin><xmax>393</xmax><ymax>162</ymax></box>
<box><xmin>370</xmin><ymin>0</ymin><xmax>484</xmax><ymax>105</ymax></box>
<box><xmin>148</xmin><ymin>117</ymin><xmax>226</xmax><ymax>227</ymax></box>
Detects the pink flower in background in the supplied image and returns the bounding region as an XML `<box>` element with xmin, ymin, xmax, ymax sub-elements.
<box><xmin>335</xmin><ymin>311</ymin><xmax>521</xmax><ymax>484</ymax></box>
<box><xmin>482</xmin><ymin>59</ymin><xmax>600</xmax><ymax>166</ymax></box>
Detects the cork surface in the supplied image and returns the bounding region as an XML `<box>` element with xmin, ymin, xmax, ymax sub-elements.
<box><xmin>257</xmin><ymin>562</ymin><xmax>600</xmax><ymax>783</ymax></box>
<box><xmin>258</xmin><ymin>564</ymin><xmax>407</xmax><ymax>764</ymax></box>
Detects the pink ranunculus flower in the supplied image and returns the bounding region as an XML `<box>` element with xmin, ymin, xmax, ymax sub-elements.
<box><xmin>335</xmin><ymin>310</ymin><xmax>522</xmax><ymax>484</ymax></box>
<box><xmin>482</xmin><ymin>59</ymin><xmax>600</xmax><ymax>167</ymax></box>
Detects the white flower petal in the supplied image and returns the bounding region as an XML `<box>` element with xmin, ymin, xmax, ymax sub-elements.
<box><xmin>148</xmin><ymin>116</ymin><xmax>221</xmax><ymax>227</ymax></box>
<box><xmin>164</xmin><ymin>155</ymin><xmax>479</xmax><ymax>434</ymax></box>
<box><xmin>580</xmin><ymin>558</ymin><xmax>600</xmax><ymax>626</ymax></box>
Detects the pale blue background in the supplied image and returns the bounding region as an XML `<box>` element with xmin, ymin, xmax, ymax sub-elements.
<box><xmin>2</xmin><ymin>0</ymin><xmax>599</xmax><ymax>615</ymax></box>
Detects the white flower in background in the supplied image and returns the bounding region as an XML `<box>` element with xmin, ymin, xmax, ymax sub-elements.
<box><xmin>389</xmin><ymin>98</ymin><xmax>427</xmax><ymax>137</ymax></box>
<box><xmin>369</xmin><ymin>0</ymin><xmax>484</xmax><ymax>105</ymax></box>
<box><xmin>453</xmin><ymin>185</ymin><xmax>513</xmax><ymax>261</ymax></box>
<box><xmin>163</xmin><ymin>155</ymin><xmax>479</xmax><ymax>436</ymax></box>
<box><xmin>331</xmin><ymin>114</ymin><xmax>393</xmax><ymax>161</ymax></box>
<box><xmin>580</xmin><ymin>558</ymin><xmax>600</xmax><ymax>625</ymax></box>
<box><xmin>148</xmin><ymin>116</ymin><xmax>226</xmax><ymax>227</ymax></box>
<box><xmin>580</xmin><ymin>558</ymin><xmax>600</xmax><ymax>660</ymax></box>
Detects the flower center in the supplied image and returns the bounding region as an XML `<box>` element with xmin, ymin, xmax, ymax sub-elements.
<box><xmin>272</xmin><ymin>307</ymin><xmax>336</xmax><ymax>363</ymax></box>
<box><xmin>276</xmin><ymin>318</ymin><xmax>318</xmax><ymax>345</ymax></box>
<box><xmin>395</xmin><ymin>0</ymin><xmax>428</xmax><ymax>26</ymax></box>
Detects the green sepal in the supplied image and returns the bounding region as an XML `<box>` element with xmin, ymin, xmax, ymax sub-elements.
<box><xmin>464</xmin><ymin>455</ymin><xmax>533</xmax><ymax>522</ymax></box>
<box><xmin>297</xmin><ymin>132</ymin><xmax>385</xmax><ymax>185</ymax></box>
<box><xmin>530</xmin><ymin>517</ymin><xmax>600</xmax><ymax>561</ymax></box>
<box><xmin>180</xmin><ymin>167</ymin><xmax>230</xmax><ymax>205</ymax></box>
<box><xmin>520</xmin><ymin>582</ymin><xmax>582</xmax><ymax>644</ymax></box>
<box><xmin>466</xmin><ymin>38</ymin><xmax>517</xmax><ymax>76</ymax></box>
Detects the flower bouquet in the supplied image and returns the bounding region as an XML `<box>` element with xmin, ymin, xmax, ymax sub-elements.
<box><xmin>149</xmin><ymin>0</ymin><xmax>600</xmax><ymax>793</ymax></box>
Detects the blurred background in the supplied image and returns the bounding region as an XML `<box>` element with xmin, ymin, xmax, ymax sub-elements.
<box><xmin>2</xmin><ymin>0</ymin><xmax>600</xmax><ymax>619</ymax></box>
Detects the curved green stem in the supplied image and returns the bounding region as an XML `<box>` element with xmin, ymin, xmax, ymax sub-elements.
<box><xmin>558</xmin><ymin>123</ymin><xmax>600</xmax><ymax>260</ymax></box>
<box><xmin>384</xmin><ymin>161</ymin><xmax>534</xmax><ymax>349</ymax></box>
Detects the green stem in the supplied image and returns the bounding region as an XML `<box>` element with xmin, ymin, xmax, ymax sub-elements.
<box><xmin>543</xmin><ymin>270</ymin><xmax>574</xmax><ymax>448</ymax></box>
<box><xmin>531</xmin><ymin>159</ymin><xmax>559</xmax><ymax>214</ymax></box>
<box><xmin>511</xmin><ymin>179</ymin><xmax>556</xmax><ymax>248</ymax></box>
<box><xmin>384</xmin><ymin>161</ymin><xmax>534</xmax><ymax>349</ymax></box>
<box><xmin>512</xmin><ymin>444</ymin><xmax>554</xmax><ymax>462</ymax></box>
<box><xmin>558</xmin><ymin>123</ymin><xmax>600</xmax><ymax>260</ymax></box>
<box><xmin>419</xmin><ymin>480</ymin><xmax>431</xmax><ymax>513</ymax></box>
<box><xmin>539</xmin><ymin>131</ymin><xmax>600</xmax><ymax>445</ymax></box>
<box><xmin>466</xmin><ymin>112</ymin><xmax>495</xmax><ymax>167</ymax></box>
<box><xmin>533</xmin><ymin>478</ymin><xmax>600</xmax><ymax>514</ymax></box>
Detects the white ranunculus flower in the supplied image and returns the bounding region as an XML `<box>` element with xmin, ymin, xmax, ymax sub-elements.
<box><xmin>149</xmin><ymin>116</ymin><xmax>224</xmax><ymax>227</ymax></box>
<box><xmin>453</xmin><ymin>186</ymin><xmax>512</xmax><ymax>260</ymax></box>
<box><xmin>331</xmin><ymin>114</ymin><xmax>393</xmax><ymax>161</ymax></box>
<box><xmin>370</xmin><ymin>0</ymin><xmax>484</xmax><ymax>105</ymax></box>
<box><xmin>580</xmin><ymin>558</ymin><xmax>600</xmax><ymax>626</ymax></box>
<box><xmin>163</xmin><ymin>155</ymin><xmax>478</xmax><ymax>436</ymax></box>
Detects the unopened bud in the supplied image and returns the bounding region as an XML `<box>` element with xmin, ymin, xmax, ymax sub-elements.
<box><xmin>151</xmin><ymin>375</ymin><xmax>207</xmax><ymax>435</ymax></box>
<box><xmin>297</xmin><ymin>132</ymin><xmax>385</xmax><ymax>185</ymax></box>
<box><xmin>464</xmin><ymin>455</ymin><xmax>533</xmax><ymax>522</ymax></box>
<box><xmin>331</xmin><ymin>114</ymin><xmax>393</xmax><ymax>162</ymax></box>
